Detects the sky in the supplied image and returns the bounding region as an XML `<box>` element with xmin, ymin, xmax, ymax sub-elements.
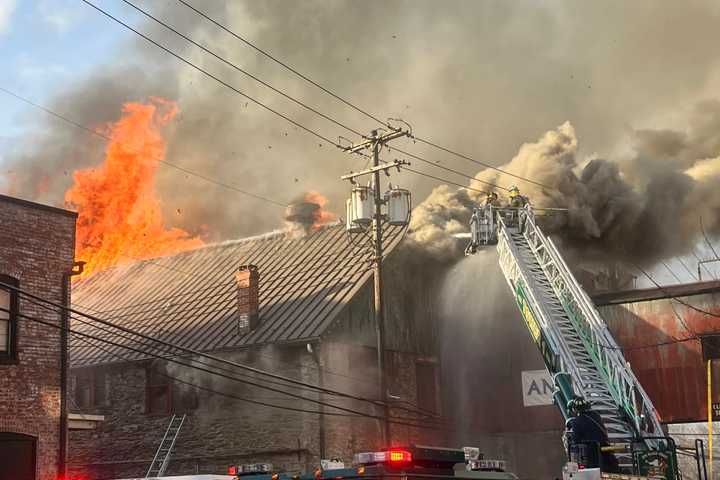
<box><xmin>1</xmin><ymin>0</ymin><xmax>720</xmax><ymax>286</ymax></box>
<box><xmin>0</xmin><ymin>0</ymin><xmax>139</xmax><ymax>147</ymax></box>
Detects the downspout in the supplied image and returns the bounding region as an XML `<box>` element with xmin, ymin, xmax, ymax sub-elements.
<box><xmin>309</xmin><ymin>341</ymin><xmax>325</xmax><ymax>459</ymax></box>
<box><xmin>59</xmin><ymin>261</ymin><xmax>85</xmax><ymax>478</ymax></box>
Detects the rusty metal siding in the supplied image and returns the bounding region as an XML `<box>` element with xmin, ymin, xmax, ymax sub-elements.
<box><xmin>70</xmin><ymin>223</ymin><xmax>403</xmax><ymax>367</ymax></box>
<box><xmin>598</xmin><ymin>290</ymin><xmax>720</xmax><ymax>422</ymax></box>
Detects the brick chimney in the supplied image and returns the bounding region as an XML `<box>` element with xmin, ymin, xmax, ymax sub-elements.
<box><xmin>235</xmin><ymin>264</ymin><xmax>259</xmax><ymax>333</ymax></box>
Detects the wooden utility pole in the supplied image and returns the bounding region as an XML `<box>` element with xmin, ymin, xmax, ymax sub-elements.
<box><xmin>343</xmin><ymin>127</ymin><xmax>409</xmax><ymax>444</ymax></box>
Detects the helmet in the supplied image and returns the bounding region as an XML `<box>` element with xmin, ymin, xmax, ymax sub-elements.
<box><xmin>567</xmin><ymin>396</ymin><xmax>591</xmax><ymax>415</ymax></box>
<box><xmin>487</xmin><ymin>192</ymin><xmax>498</xmax><ymax>199</ymax></box>
<box><xmin>509</xmin><ymin>186</ymin><xmax>520</xmax><ymax>198</ymax></box>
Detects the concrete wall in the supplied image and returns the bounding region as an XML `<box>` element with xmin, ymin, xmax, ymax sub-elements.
<box><xmin>0</xmin><ymin>195</ymin><xmax>77</xmax><ymax>480</ymax></box>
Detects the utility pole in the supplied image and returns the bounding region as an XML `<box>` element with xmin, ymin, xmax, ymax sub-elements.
<box><xmin>342</xmin><ymin>127</ymin><xmax>410</xmax><ymax>444</ymax></box>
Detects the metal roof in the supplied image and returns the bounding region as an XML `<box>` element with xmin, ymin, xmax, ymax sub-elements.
<box><xmin>70</xmin><ymin>223</ymin><xmax>403</xmax><ymax>367</ymax></box>
<box><xmin>592</xmin><ymin>279</ymin><xmax>720</xmax><ymax>306</ymax></box>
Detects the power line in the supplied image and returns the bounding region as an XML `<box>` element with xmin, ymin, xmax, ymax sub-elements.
<box><xmin>700</xmin><ymin>216</ymin><xmax>720</xmax><ymax>262</ymax></box>
<box><xmin>676</xmin><ymin>256</ymin><xmax>698</xmax><ymax>282</ymax></box>
<box><xmin>0</xmin><ymin>85</ymin><xmax>287</xmax><ymax>207</ymax></box>
<box><xmin>115</xmin><ymin>0</ymin><xmax>496</xmax><ymax>196</ymax></box>
<box><xmin>72</xmin><ymin>334</ymin><xmax>353</xmax><ymax>416</ymax></box>
<box><xmin>174</xmin><ymin>0</ymin><xmax>387</xmax><ymax>127</ymax></box>
<box><xmin>173</xmin><ymin>0</ymin><xmax>555</xmax><ymax>192</ymax></box>
<box><xmin>388</xmin><ymin>146</ymin><xmax>505</xmax><ymax>191</ymax></box>
<box><xmin>661</xmin><ymin>260</ymin><xmax>682</xmax><ymax>284</ymax></box>
<box><xmin>120</xmin><ymin>0</ymin><xmax>364</xmax><ymax>138</ymax></box>
<box><xmin>406</xmin><ymin>139</ymin><xmax>554</xmax><ymax>191</ymax></box>
<box><xmin>80</xmin><ymin>0</ymin><xmax>344</xmax><ymax>150</ymax></box>
<box><xmin>4</xmin><ymin>281</ymin><xmax>436</xmax><ymax>419</ymax></box>
<box><xmin>402</xmin><ymin>166</ymin><xmax>491</xmax><ymax>195</ymax></box>
<box><xmin>629</xmin><ymin>262</ymin><xmax>720</xmax><ymax>320</ymax></box>
<box><xmin>11</xmin><ymin>306</ymin><xmax>442</xmax><ymax>428</ymax></box>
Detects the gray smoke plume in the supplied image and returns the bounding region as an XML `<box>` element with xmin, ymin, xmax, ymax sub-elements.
<box><xmin>409</xmin><ymin>107</ymin><xmax>720</xmax><ymax>264</ymax></box>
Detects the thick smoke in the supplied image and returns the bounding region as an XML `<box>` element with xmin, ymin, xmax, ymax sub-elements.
<box><xmin>4</xmin><ymin>1</ymin><xmax>720</xmax><ymax>243</ymax></box>
<box><xmin>409</xmin><ymin>105</ymin><xmax>720</xmax><ymax>264</ymax></box>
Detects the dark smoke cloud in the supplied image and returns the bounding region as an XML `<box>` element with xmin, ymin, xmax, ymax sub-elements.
<box><xmin>3</xmin><ymin>1</ymin><xmax>720</xmax><ymax>243</ymax></box>
<box><xmin>410</xmin><ymin>102</ymin><xmax>720</xmax><ymax>264</ymax></box>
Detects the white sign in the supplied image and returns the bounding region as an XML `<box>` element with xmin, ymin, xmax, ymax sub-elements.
<box><xmin>521</xmin><ymin>369</ymin><xmax>554</xmax><ymax>406</ymax></box>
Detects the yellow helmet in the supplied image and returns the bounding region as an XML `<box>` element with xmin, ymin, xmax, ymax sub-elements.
<box><xmin>509</xmin><ymin>186</ymin><xmax>520</xmax><ymax>198</ymax></box>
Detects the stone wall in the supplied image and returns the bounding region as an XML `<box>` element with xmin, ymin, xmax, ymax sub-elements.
<box><xmin>69</xmin><ymin>345</ymin><xmax>319</xmax><ymax>479</ymax></box>
<box><xmin>0</xmin><ymin>194</ymin><xmax>77</xmax><ymax>480</ymax></box>
<box><xmin>68</xmin><ymin>341</ymin><xmax>439</xmax><ymax>479</ymax></box>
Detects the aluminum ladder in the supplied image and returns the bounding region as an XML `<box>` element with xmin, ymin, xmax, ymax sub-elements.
<box><xmin>145</xmin><ymin>414</ymin><xmax>186</xmax><ymax>478</ymax></box>
<box><xmin>494</xmin><ymin>207</ymin><xmax>664</xmax><ymax>449</ymax></box>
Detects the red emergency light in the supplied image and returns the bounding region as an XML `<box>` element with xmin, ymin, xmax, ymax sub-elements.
<box><xmin>387</xmin><ymin>449</ymin><xmax>413</xmax><ymax>464</ymax></box>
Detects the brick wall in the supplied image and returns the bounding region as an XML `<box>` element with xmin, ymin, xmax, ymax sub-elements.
<box><xmin>0</xmin><ymin>195</ymin><xmax>77</xmax><ymax>480</ymax></box>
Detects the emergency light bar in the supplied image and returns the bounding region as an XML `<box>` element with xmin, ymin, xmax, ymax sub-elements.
<box><xmin>353</xmin><ymin>449</ymin><xmax>413</xmax><ymax>466</ymax></box>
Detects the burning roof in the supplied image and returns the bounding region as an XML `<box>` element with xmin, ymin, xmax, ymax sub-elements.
<box><xmin>70</xmin><ymin>222</ymin><xmax>404</xmax><ymax>367</ymax></box>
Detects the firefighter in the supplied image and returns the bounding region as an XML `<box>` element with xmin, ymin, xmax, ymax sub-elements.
<box><xmin>565</xmin><ymin>397</ymin><xmax>620</xmax><ymax>473</ymax></box>
<box><xmin>483</xmin><ymin>191</ymin><xmax>500</xmax><ymax>207</ymax></box>
<box><xmin>508</xmin><ymin>185</ymin><xmax>528</xmax><ymax>208</ymax></box>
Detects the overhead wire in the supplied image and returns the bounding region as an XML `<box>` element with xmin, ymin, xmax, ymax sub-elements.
<box><xmin>8</xmin><ymin>306</ymin><xmax>447</xmax><ymax>428</ymax></box>
<box><xmin>102</xmin><ymin>0</ymin><xmax>497</xmax><ymax>193</ymax></box>
<box><xmin>0</xmin><ymin>85</ymin><xmax>287</xmax><ymax>207</ymax></box>
<box><xmin>71</xmin><ymin>333</ymin><xmax>353</xmax><ymax>416</ymax></box>
<box><xmin>76</xmin><ymin>0</ymin><xmax>510</xmax><ymax>207</ymax></box>
<box><xmin>173</xmin><ymin>0</ymin><xmax>556</xmax><ymax>192</ymax></box>
<box><xmin>120</xmin><ymin>0</ymin><xmax>365</xmax><ymax>138</ymax></box>
<box><xmin>402</xmin><ymin>166</ymin><xmax>492</xmax><ymax>195</ymax></box>
<box><xmin>4</xmin><ymin>282</ymin><xmax>439</xmax><ymax>420</ymax></box>
<box><xmin>80</xmin><ymin>0</ymin><xmax>345</xmax><ymax>150</ymax></box>
<box><xmin>630</xmin><ymin>262</ymin><xmax>720</xmax><ymax>320</ymax></box>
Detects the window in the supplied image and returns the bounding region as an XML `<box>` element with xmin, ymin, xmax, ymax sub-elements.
<box><xmin>702</xmin><ymin>335</ymin><xmax>720</xmax><ymax>361</ymax></box>
<box><xmin>0</xmin><ymin>275</ymin><xmax>19</xmax><ymax>364</ymax></box>
<box><xmin>416</xmin><ymin>362</ymin><xmax>439</xmax><ymax>414</ymax></box>
<box><xmin>74</xmin><ymin>369</ymin><xmax>106</xmax><ymax>409</ymax></box>
<box><xmin>146</xmin><ymin>364</ymin><xmax>172</xmax><ymax>415</ymax></box>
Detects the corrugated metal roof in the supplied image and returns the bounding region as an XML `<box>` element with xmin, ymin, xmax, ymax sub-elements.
<box><xmin>592</xmin><ymin>280</ymin><xmax>720</xmax><ymax>306</ymax></box>
<box><xmin>70</xmin><ymin>223</ymin><xmax>403</xmax><ymax>367</ymax></box>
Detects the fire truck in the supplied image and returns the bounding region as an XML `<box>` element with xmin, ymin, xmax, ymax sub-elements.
<box><xmin>228</xmin><ymin>445</ymin><xmax>517</xmax><ymax>480</ymax></box>
<box><xmin>463</xmin><ymin>204</ymin><xmax>681</xmax><ymax>480</ymax></box>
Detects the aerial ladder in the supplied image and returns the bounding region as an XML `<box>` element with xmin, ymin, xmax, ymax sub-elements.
<box><xmin>465</xmin><ymin>204</ymin><xmax>680</xmax><ymax>480</ymax></box>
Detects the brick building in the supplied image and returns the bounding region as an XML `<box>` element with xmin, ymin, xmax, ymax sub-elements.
<box><xmin>0</xmin><ymin>194</ymin><xmax>77</xmax><ymax>480</ymax></box>
<box><xmin>67</xmin><ymin>223</ymin><xmax>443</xmax><ymax>479</ymax></box>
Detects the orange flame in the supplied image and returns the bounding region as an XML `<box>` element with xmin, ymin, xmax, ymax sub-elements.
<box><xmin>305</xmin><ymin>190</ymin><xmax>336</xmax><ymax>230</ymax></box>
<box><xmin>66</xmin><ymin>98</ymin><xmax>203</xmax><ymax>280</ymax></box>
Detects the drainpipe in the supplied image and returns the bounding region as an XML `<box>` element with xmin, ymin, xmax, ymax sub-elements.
<box><xmin>59</xmin><ymin>261</ymin><xmax>85</xmax><ymax>479</ymax></box>
<box><xmin>308</xmin><ymin>342</ymin><xmax>325</xmax><ymax>459</ymax></box>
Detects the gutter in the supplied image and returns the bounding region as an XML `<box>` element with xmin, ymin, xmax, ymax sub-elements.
<box><xmin>59</xmin><ymin>261</ymin><xmax>85</xmax><ymax>478</ymax></box>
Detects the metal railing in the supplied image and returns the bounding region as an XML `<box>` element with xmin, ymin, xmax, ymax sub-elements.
<box><xmin>508</xmin><ymin>206</ymin><xmax>664</xmax><ymax>445</ymax></box>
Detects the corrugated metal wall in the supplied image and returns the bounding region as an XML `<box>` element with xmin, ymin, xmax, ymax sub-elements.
<box><xmin>598</xmin><ymin>290</ymin><xmax>720</xmax><ymax>422</ymax></box>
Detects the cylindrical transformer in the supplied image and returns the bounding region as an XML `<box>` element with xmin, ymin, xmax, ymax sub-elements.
<box><xmin>345</xmin><ymin>198</ymin><xmax>363</xmax><ymax>233</ymax></box>
<box><xmin>386</xmin><ymin>187</ymin><xmax>411</xmax><ymax>226</ymax></box>
<box><xmin>351</xmin><ymin>186</ymin><xmax>373</xmax><ymax>225</ymax></box>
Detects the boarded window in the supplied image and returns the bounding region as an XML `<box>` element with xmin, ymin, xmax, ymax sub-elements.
<box><xmin>0</xmin><ymin>275</ymin><xmax>19</xmax><ymax>363</ymax></box>
<box><xmin>416</xmin><ymin>362</ymin><xmax>439</xmax><ymax>414</ymax></box>
<box><xmin>146</xmin><ymin>365</ymin><xmax>172</xmax><ymax>415</ymax></box>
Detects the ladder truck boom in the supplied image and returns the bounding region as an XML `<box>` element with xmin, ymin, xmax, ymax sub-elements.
<box><xmin>465</xmin><ymin>204</ymin><xmax>679</xmax><ymax>480</ymax></box>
